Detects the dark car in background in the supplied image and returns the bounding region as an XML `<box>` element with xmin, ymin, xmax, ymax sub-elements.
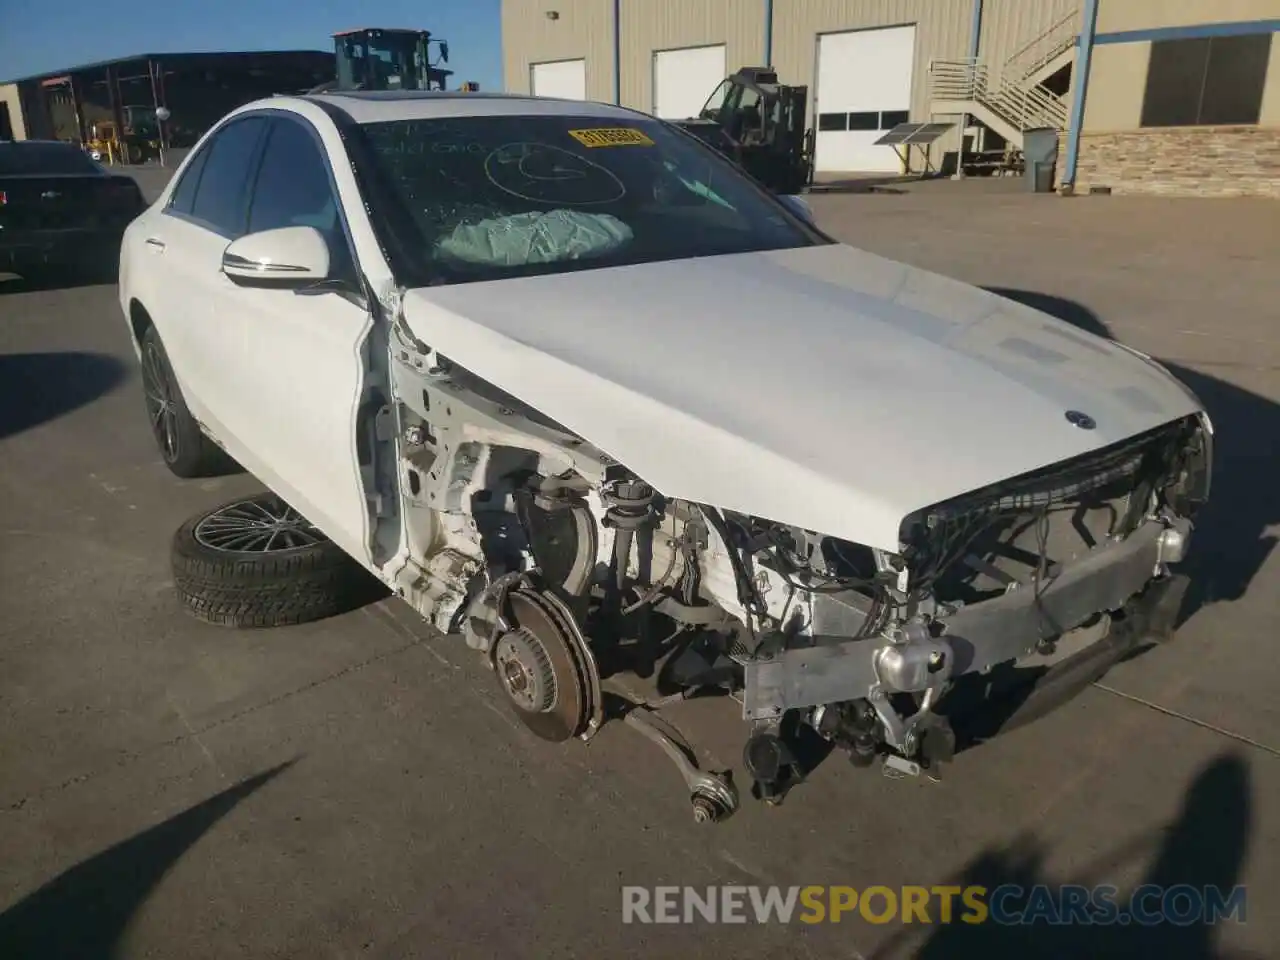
<box><xmin>0</xmin><ymin>140</ymin><xmax>146</xmax><ymax>282</ymax></box>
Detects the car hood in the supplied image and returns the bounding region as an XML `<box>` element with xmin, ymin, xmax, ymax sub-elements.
<box><xmin>399</xmin><ymin>243</ymin><xmax>1201</xmax><ymax>552</ymax></box>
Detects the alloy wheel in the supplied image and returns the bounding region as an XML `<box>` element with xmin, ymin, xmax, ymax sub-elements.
<box><xmin>141</xmin><ymin>342</ymin><xmax>180</xmax><ymax>463</ymax></box>
<box><xmin>193</xmin><ymin>496</ymin><xmax>326</xmax><ymax>553</ymax></box>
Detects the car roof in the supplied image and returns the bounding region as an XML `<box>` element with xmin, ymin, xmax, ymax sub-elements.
<box><xmin>296</xmin><ymin>90</ymin><xmax>645</xmax><ymax>125</ymax></box>
<box><xmin>0</xmin><ymin>139</ymin><xmax>106</xmax><ymax>176</ymax></box>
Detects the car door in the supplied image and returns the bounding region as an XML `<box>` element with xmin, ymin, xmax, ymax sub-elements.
<box><xmin>141</xmin><ymin>115</ymin><xmax>268</xmax><ymax>435</ymax></box>
<box><xmin>197</xmin><ymin>114</ymin><xmax>376</xmax><ymax>565</ymax></box>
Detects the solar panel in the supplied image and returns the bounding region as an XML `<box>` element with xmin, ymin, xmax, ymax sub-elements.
<box><xmin>874</xmin><ymin>123</ymin><xmax>927</xmax><ymax>146</ymax></box>
<box><xmin>902</xmin><ymin>122</ymin><xmax>955</xmax><ymax>145</ymax></box>
<box><xmin>874</xmin><ymin>121</ymin><xmax>954</xmax><ymax>146</ymax></box>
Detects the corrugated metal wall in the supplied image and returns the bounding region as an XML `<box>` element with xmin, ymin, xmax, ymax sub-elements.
<box><xmin>1084</xmin><ymin>0</ymin><xmax>1280</xmax><ymax>131</ymax></box>
<box><xmin>501</xmin><ymin>0</ymin><xmax>616</xmax><ymax>101</ymax></box>
<box><xmin>1081</xmin><ymin>42</ymin><xmax>1149</xmax><ymax>130</ymax></box>
<box><xmin>979</xmin><ymin>0</ymin><xmax>1079</xmax><ymax>81</ymax></box>
<box><xmin>501</xmin><ymin>1</ymin><xmax>1087</xmax><ymax>109</ymax></box>
<box><xmin>618</xmin><ymin>0</ymin><xmax>765</xmax><ymax>111</ymax></box>
<box><xmin>1097</xmin><ymin>0</ymin><xmax>1280</xmax><ymax>33</ymax></box>
<box><xmin>768</xmin><ymin>0</ymin><xmax>972</xmax><ymax>130</ymax></box>
<box><xmin>500</xmin><ymin>0</ymin><xmax>1087</xmax><ymax>163</ymax></box>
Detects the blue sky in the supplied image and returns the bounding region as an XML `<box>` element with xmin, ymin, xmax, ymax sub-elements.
<box><xmin>0</xmin><ymin>0</ymin><xmax>504</xmax><ymax>89</ymax></box>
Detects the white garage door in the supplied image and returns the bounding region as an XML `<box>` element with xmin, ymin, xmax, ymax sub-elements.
<box><xmin>531</xmin><ymin>59</ymin><xmax>586</xmax><ymax>100</ymax></box>
<box><xmin>653</xmin><ymin>44</ymin><xmax>726</xmax><ymax>119</ymax></box>
<box><xmin>815</xmin><ymin>26</ymin><xmax>916</xmax><ymax>173</ymax></box>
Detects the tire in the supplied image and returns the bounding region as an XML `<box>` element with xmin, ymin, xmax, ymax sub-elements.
<box><xmin>171</xmin><ymin>492</ymin><xmax>384</xmax><ymax>628</ymax></box>
<box><xmin>139</xmin><ymin>325</ymin><xmax>226</xmax><ymax>478</ymax></box>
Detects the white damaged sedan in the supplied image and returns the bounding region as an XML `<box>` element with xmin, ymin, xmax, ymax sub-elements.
<box><xmin>119</xmin><ymin>92</ymin><xmax>1212</xmax><ymax>818</ymax></box>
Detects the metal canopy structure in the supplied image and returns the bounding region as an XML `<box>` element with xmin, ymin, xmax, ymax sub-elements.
<box><xmin>874</xmin><ymin>121</ymin><xmax>955</xmax><ymax>177</ymax></box>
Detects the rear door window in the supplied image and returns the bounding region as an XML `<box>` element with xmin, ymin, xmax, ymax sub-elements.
<box><xmin>187</xmin><ymin>116</ymin><xmax>267</xmax><ymax>237</ymax></box>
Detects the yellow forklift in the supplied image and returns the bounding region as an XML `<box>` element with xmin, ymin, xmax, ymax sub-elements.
<box><xmin>84</xmin><ymin>119</ymin><xmax>121</xmax><ymax>163</ymax></box>
<box><xmin>85</xmin><ymin>106</ymin><xmax>162</xmax><ymax>164</ymax></box>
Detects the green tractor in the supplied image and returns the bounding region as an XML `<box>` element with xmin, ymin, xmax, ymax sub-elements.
<box><xmin>310</xmin><ymin>27</ymin><xmax>453</xmax><ymax>93</ymax></box>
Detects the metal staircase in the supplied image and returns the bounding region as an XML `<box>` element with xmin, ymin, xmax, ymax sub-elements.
<box><xmin>1004</xmin><ymin>11</ymin><xmax>1079</xmax><ymax>88</ymax></box>
<box><xmin>929</xmin><ymin>10</ymin><xmax>1077</xmax><ymax>150</ymax></box>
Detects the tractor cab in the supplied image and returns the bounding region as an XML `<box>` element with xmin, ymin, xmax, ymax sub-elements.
<box><xmin>331</xmin><ymin>27</ymin><xmax>452</xmax><ymax>92</ymax></box>
<box><xmin>674</xmin><ymin>67</ymin><xmax>814</xmax><ymax>195</ymax></box>
<box><xmin>122</xmin><ymin>105</ymin><xmax>159</xmax><ymax>140</ymax></box>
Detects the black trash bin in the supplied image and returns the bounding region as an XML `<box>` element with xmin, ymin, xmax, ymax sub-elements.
<box><xmin>1023</xmin><ymin>127</ymin><xmax>1060</xmax><ymax>193</ymax></box>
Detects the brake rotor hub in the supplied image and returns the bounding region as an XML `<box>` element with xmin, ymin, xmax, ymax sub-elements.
<box><xmin>494</xmin><ymin>627</ymin><xmax>557</xmax><ymax>712</ymax></box>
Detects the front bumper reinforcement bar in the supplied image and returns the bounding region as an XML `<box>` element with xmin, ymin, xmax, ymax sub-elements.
<box><xmin>743</xmin><ymin>517</ymin><xmax>1190</xmax><ymax>721</ymax></box>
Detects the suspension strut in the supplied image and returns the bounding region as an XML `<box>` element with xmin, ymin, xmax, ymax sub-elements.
<box><xmin>600</xmin><ymin>478</ymin><xmax>659</xmax><ymax>612</ymax></box>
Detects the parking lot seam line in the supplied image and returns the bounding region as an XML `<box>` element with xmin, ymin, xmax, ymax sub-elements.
<box><xmin>166</xmin><ymin>691</ymin><xmax>226</xmax><ymax>780</ymax></box>
<box><xmin>1093</xmin><ymin>682</ymin><xmax>1280</xmax><ymax>758</ymax></box>
<box><xmin>362</xmin><ymin>602</ymin><xmax>460</xmax><ymax>670</ymax></box>
<box><xmin>717</xmin><ymin>849</ymin><xmax>778</xmax><ymax>886</ymax></box>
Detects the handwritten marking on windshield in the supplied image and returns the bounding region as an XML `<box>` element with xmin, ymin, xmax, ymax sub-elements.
<box><xmin>484</xmin><ymin>142</ymin><xmax>626</xmax><ymax>205</ymax></box>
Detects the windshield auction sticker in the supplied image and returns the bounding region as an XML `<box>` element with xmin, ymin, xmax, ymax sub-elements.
<box><xmin>567</xmin><ymin>127</ymin><xmax>655</xmax><ymax>148</ymax></box>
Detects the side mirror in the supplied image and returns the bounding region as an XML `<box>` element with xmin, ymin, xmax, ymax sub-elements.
<box><xmin>778</xmin><ymin>194</ymin><xmax>816</xmax><ymax>226</ymax></box>
<box><xmin>222</xmin><ymin>226</ymin><xmax>331</xmax><ymax>285</ymax></box>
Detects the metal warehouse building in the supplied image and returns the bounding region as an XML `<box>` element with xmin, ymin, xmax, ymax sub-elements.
<box><xmin>501</xmin><ymin>0</ymin><xmax>1280</xmax><ymax>197</ymax></box>
<box><xmin>1</xmin><ymin>50</ymin><xmax>334</xmax><ymax>153</ymax></box>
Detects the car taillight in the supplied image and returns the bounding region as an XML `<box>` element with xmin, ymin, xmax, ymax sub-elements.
<box><xmin>0</xmin><ymin>191</ymin><xmax>7</xmax><ymax>206</ymax></box>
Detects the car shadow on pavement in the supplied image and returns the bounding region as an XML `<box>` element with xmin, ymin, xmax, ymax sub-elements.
<box><xmin>987</xmin><ymin>289</ymin><xmax>1279</xmax><ymax>624</ymax></box>
<box><xmin>869</xmin><ymin>751</ymin><xmax>1260</xmax><ymax>960</ymax></box>
<box><xmin>0</xmin><ymin>252</ymin><xmax>120</xmax><ymax>294</ymax></box>
<box><xmin>0</xmin><ymin>760</ymin><xmax>296</xmax><ymax>960</ymax></box>
<box><xmin>0</xmin><ymin>351</ymin><xmax>127</xmax><ymax>440</ymax></box>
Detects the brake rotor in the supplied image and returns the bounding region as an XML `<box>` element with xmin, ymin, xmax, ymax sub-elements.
<box><xmin>493</xmin><ymin>588</ymin><xmax>598</xmax><ymax>742</ymax></box>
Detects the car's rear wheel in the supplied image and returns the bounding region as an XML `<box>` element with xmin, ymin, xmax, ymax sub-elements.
<box><xmin>171</xmin><ymin>492</ymin><xmax>385</xmax><ymax>628</ymax></box>
<box><xmin>139</xmin><ymin>325</ymin><xmax>225</xmax><ymax>478</ymax></box>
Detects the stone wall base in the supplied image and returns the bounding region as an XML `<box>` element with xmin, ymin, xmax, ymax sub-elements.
<box><xmin>1059</xmin><ymin>126</ymin><xmax>1280</xmax><ymax>198</ymax></box>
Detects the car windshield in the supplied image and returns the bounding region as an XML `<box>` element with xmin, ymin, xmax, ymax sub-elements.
<box><xmin>0</xmin><ymin>142</ymin><xmax>103</xmax><ymax>176</ymax></box>
<box><xmin>356</xmin><ymin>113</ymin><xmax>824</xmax><ymax>285</ymax></box>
